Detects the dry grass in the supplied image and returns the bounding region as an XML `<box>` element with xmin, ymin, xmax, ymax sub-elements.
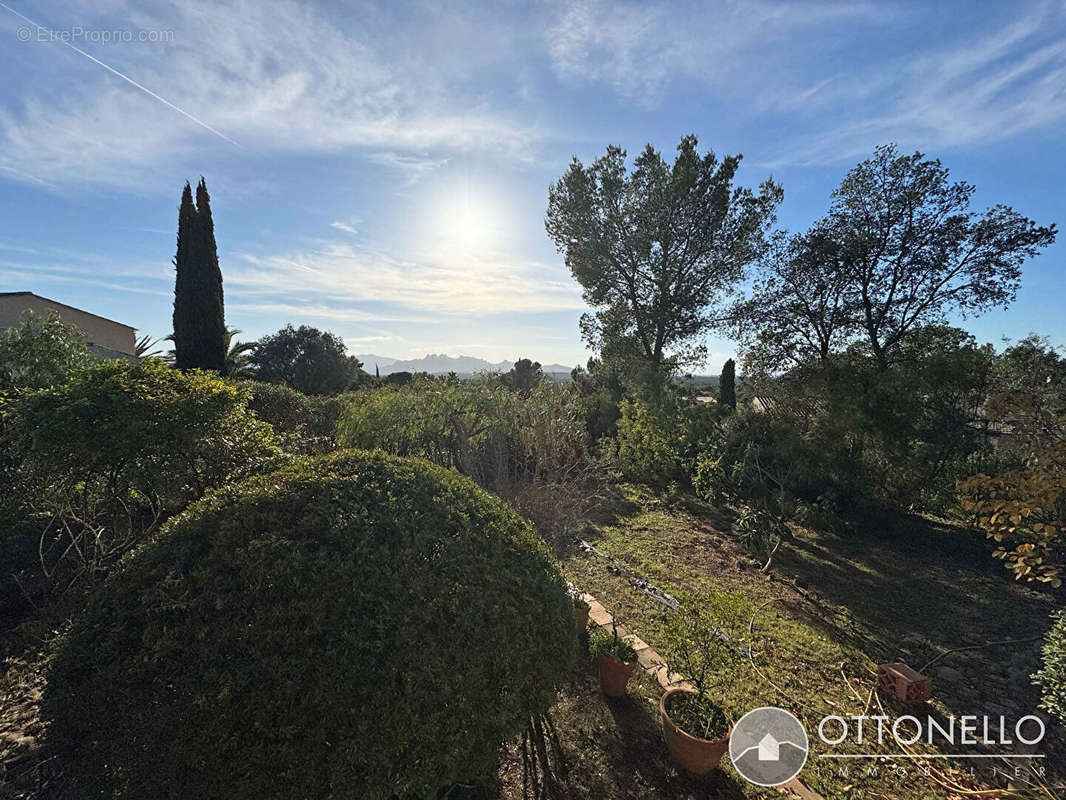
<box><xmin>532</xmin><ymin>485</ymin><xmax>1064</xmax><ymax>800</ymax></box>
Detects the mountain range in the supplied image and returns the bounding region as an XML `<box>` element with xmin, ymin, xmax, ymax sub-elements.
<box><xmin>356</xmin><ymin>353</ymin><xmax>576</xmax><ymax>376</ymax></box>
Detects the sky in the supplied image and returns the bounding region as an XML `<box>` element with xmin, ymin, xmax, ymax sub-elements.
<box><xmin>0</xmin><ymin>0</ymin><xmax>1063</xmax><ymax>370</ymax></box>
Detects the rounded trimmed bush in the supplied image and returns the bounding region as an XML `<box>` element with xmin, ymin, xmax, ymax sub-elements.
<box><xmin>45</xmin><ymin>449</ymin><xmax>574</xmax><ymax>799</ymax></box>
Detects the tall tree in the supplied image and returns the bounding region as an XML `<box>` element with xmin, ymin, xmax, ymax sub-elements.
<box><xmin>173</xmin><ymin>178</ymin><xmax>226</xmax><ymax>372</ymax></box>
<box><xmin>738</xmin><ymin>145</ymin><xmax>1055</xmax><ymax>375</ymax></box>
<box><xmin>545</xmin><ymin>134</ymin><xmax>781</xmax><ymax>380</ymax></box>
<box><xmin>171</xmin><ymin>182</ymin><xmax>196</xmax><ymax>369</ymax></box>
<box><xmin>250</xmin><ymin>324</ymin><xmax>364</xmax><ymax>395</ymax></box>
<box><xmin>830</xmin><ymin>146</ymin><xmax>1054</xmax><ymax>370</ymax></box>
<box><xmin>719</xmin><ymin>358</ymin><xmax>736</xmax><ymax>409</ymax></box>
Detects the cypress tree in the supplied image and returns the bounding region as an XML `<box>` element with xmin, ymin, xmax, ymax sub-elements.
<box><xmin>193</xmin><ymin>177</ymin><xmax>226</xmax><ymax>372</ymax></box>
<box><xmin>719</xmin><ymin>358</ymin><xmax>736</xmax><ymax>409</ymax></box>
<box><xmin>172</xmin><ymin>182</ymin><xmax>197</xmax><ymax>370</ymax></box>
<box><xmin>172</xmin><ymin>178</ymin><xmax>226</xmax><ymax>371</ymax></box>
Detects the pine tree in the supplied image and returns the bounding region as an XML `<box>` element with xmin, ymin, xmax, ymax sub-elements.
<box><xmin>719</xmin><ymin>358</ymin><xmax>736</xmax><ymax>409</ymax></box>
<box><xmin>172</xmin><ymin>178</ymin><xmax>226</xmax><ymax>371</ymax></box>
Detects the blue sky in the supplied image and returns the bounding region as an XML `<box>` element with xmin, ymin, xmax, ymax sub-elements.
<box><xmin>0</xmin><ymin>0</ymin><xmax>1063</xmax><ymax>369</ymax></box>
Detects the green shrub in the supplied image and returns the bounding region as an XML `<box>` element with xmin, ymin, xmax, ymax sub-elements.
<box><xmin>2</xmin><ymin>359</ymin><xmax>284</xmax><ymax>592</ymax></box>
<box><xmin>616</xmin><ymin>392</ymin><xmax>720</xmax><ymax>487</ymax></box>
<box><xmin>732</xmin><ymin>503</ymin><xmax>789</xmax><ymax>567</ymax></box>
<box><xmin>237</xmin><ymin>378</ymin><xmax>312</xmax><ymax>435</ymax></box>
<box><xmin>0</xmin><ymin>310</ymin><xmax>91</xmax><ymax>392</ymax></box>
<box><xmin>44</xmin><ymin>449</ymin><xmax>575</xmax><ymax>800</ymax></box>
<box><xmin>233</xmin><ymin>379</ymin><xmax>356</xmax><ymax>455</ymax></box>
<box><xmin>1033</xmin><ymin>611</ymin><xmax>1066</xmax><ymax>727</ymax></box>
<box><xmin>337</xmin><ymin>379</ymin><xmax>601</xmax><ymax>547</ymax></box>
<box><xmin>697</xmin><ymin>411</ymin><xmax>851</xmax><ymax>514</ymax></box>
<box><xmin>308</xmin><ymin>391</ymin><xmax>360</xmax><ymax>445</ymax></box>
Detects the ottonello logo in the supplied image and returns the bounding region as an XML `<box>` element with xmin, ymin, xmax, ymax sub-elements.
<box><xmin>729</xmin><ymin>706</ymin><xmax>809</xmax><ymax>786</ymax></box>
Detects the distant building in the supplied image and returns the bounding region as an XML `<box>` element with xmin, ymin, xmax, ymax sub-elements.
<box><xmin>0</xmin><ymin>292</ymin><xmax>137</xmax><ymax>360</ymax></box>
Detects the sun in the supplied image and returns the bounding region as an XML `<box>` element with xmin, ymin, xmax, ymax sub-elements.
<box><xmin>454</xmin><ymin>209</ymin><xmax>485</xmax><ymax>247</ymax></box>
<box><xmin>420</xmin><ymin>177</ymin><xmax>511</xmax><ymax>255</ymax></box>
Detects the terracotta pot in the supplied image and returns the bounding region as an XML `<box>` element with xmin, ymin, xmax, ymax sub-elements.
<box><xmin>597</xmin><ymin>650</ymin><xmax>637</xmax><ymax>696</ymax></box>
<box><xmin>660</xmin><ymin>688</ymin><xmax>732</xmax><ymax>775</ymax></box>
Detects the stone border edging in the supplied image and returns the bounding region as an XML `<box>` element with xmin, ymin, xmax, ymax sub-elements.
<box><xmin>583</xmin><ymin>593</ymin><xmax>695</xmax><ymax>693</ymax></box>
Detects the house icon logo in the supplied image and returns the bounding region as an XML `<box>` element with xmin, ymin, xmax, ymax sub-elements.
<box><xmin>729</xmin><ymin>707</ymin><xmax>809</xmax><ymax>786</ymax></box>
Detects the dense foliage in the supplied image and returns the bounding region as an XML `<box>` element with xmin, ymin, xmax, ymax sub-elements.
<box><xmin>250</xmin><ymin>323</ymin><xmax>365</xmax><ymax>394</ymax></box>
<box><xmin>337</xmin><ymin>377</ymin><xmax>602</xmax><ymax>548</ymax></box>
<box><xmin>959</xmin><ymin>336</ymin><xmax>1066</xmax><ymax>585</ymax></box>
<box><xmin>234</xmin><ymin>378</ymin><xmax>354</xmax><ymax>454</ymax></box>
<box><xmin>44</xmin><ymin>449</ymin><xmax>574</xmax><ymax>800</ymax></box>
<box><xmin>570</xmin><ymin>357</ymin><xmax>624</xmax><ymax>442</ymax></box>
<box><xmin>732</xmin><ymin>145</ymin><xmax>1056</xmax><ymax>374</ymax></box>
<box><xmin>337</xmin><ymin>376</ymin><xmax>590</xmax><ymax>490</ymax></box>
<box><xmin>503</xmin><ymin>357</ymin><xmax>544</xmax><ymax>395</ymax></box>
<box><xmin>0</xmin><ymin>310</ymin><xmax>92</xmax><ymax>392</ymax></box>
<box><xmin>2</xmin><ymin>359</ymin><xmax>282</xmax><ymax>592</ymax></box>
<box><xmin>537</xmin><ymin>141</ymin><xmax>1057</xmax><ymax>570</ymax></box>
<box><xmin>616</xmin><ymin>389</ymin><xmax>722</xmax><ymax>488</ymax></box>
<box><xmin>1033</xmin><ymin>611</ymin><xmax>1066</xmax><ymax>728</ymax></box>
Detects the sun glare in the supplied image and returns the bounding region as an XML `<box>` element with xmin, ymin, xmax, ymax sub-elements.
<box><xmin>422</xmin><ymin>179</ymin><xmax>508</xmax><ymax>254</ymax></box>
<box><xmin>454</xmin><ymin>209</ymin><xmax>484</xmax><ymax>246</ymax></box>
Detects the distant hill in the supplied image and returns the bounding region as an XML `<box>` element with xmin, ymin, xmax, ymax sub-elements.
<box><xmin>356</xmin><ymin>353</ymin><xmax>575</xmax><ymax>376</ymax></box>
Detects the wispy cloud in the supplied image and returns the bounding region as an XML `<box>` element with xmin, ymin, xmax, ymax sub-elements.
<box><xmin>760</xmin><ymin>4</ymin><xmax>1066</xmax><ymax>165</ymax></box>
<box><xmin>366</xmin><ymin>152</ymin><xmax>449</xmax><ymax>185</ymax></box>
<box><xmin>0</xmin><ymin>0</ymin><xmax>537</xmax><ymax>189</ymax></box>
<box><xmin>546</xmin><ymin>0</ymin><xmax>881</xmax><ymax>106</ymax></box>
<box><xmin>329</xmin><ymin>217</ymin><xmax>360</xmax><ymax>234</ymax></box>
<box><xmin>546</xmin><ymin>0</ymin><xmax>1066</xmax><ymax>160</ymax></box>
<box><xmin>227</xmin><ymin>237</ymin><xmax>585</xmax><ymax>316</ymax></box>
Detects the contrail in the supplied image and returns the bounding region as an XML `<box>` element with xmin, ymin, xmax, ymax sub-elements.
<box><xmin>0</xmin><ymin>1</ymin><xmax>239</xmax><ymax>147</ymax></box>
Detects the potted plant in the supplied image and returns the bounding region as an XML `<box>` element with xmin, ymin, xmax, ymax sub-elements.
<box><xmin>659</xmin><ymin>589</ymin><xmax>748</xmax><ymax>774</ymax></box>
<box><xmin>570</xmin><ymin>588</ymin><xmax>591</xmax><ymax>632</ymax></box>
<box><xmin>589</xmin><ymin>617</ymin><xmax>638</xmax><ymax>697</ymax></box>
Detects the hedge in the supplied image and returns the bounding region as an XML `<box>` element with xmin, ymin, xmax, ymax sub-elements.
<box><xmin>44</xmin><ymin>449</ymin><xmax>575</xmax><ymax>799</ymax></box>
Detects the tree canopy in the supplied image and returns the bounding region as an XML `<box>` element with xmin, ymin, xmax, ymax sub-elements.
<box><xmin>249</xmin><ymin>324</ymin><xmax>364</xmax><ymax>395</ymax></box>
<box><xmin>503</xmin><ymin>358</ymin><xmax>543</xmax><ymax>395</ymax></box>
<box><xmin>545</xmin><ymin>134</ymin><xmax>781</xmax><ymax>378</ymax></box>
<box><xmin>735</xmin><ymin>145</ymin><xmax>1056</xmax><ymax>375</ymax></box>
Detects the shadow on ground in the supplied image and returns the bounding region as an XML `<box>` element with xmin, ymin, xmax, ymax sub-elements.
<box><xmin>496</xmin><ymin>656</ymin><xmax>748</xmax><ymax>800</ymax></box>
